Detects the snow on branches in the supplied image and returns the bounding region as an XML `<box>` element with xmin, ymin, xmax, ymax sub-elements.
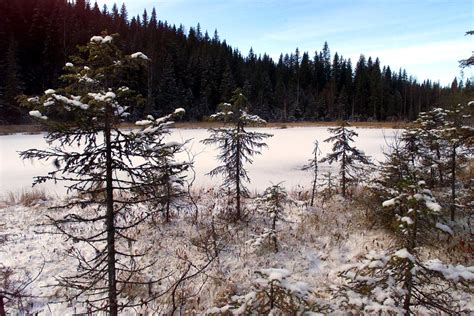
<box><xmin>202</xmin><ymin>89</ymin><xmax>272</xmax><ymax>220</ymax></box>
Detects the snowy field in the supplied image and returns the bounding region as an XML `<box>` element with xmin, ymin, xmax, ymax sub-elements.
<box><xmin>1</xmin><ymin>126</ymin><xmax>472</xmax><ymax>315</ymax></box>
<box><xmin>0</xmin><ymin>126</ymin><xmax>398</xmax><ymax>196</ymax></box>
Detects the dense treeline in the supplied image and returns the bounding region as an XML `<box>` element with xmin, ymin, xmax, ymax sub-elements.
<box><xmin>0</xmin><ymin>0</ymin><xmax>472</xmax><ymax>124</ymax></box>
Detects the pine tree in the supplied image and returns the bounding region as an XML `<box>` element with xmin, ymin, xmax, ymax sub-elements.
<box><xmin>320</xmin><ymin>121</ymin><xmax>372</xmax><ymax>198</ymax></box>
<box><xmin>19</xmin><ymin>34</ymin><xmax>188</xmax><ymax>315</ymax></box>
<box><xmin>202</xmin><ymin>89</ymin><xmax>272</xmax><ymax>220</ymax></box>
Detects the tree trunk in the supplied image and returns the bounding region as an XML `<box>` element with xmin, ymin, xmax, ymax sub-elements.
<box><xmin>0</xmin><ymin>295</ymin><xmax>6</xmax><ymax>316</ymax></box>
<box><xmin>104</xmin><ymin>106</ymin><xmax>118</xmax><ymax>316</ymax></box>
<box><xmin>311</xmin><ymin>157</ymin><xmax>318</xmax><ymax>206</ymax></box>
<box><xmin>235</xmin><ymin>123</ymin><xmax>242</xmax><ymax>220</ymax></box>
<box><xmin>272</xmin><ymin>213</ymin><xmax>278</xmax><ymax>253</ymax></box>
<box><xmin>403</xmin><ymin>265</ymin><xmax>413</xmax><ymax>315</ymax></box>
<box><xmin>450</xmin><ymin>145</ymin><xmax>456</xmax><ymax>221</ymax></box>
<box><xmin>341</xmin><ymin>135</ymin><xmax>347</xmax><ymax>198</ymax></box>
<box><xmin>403</xmin><ymin>207</ymin><xmax>417</xmax><ymax>315</ymax></box>
<box><xmin>310</xmin><ymin>173</ymin><xmax>317</xmax><ymax>206</ymax></box>
<box><xmin>165</xmin><ymin>171</ymin><xmax>171</xmax><ymax>222</ymax></box>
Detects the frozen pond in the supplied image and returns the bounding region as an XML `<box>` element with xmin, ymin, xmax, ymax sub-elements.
<box><xmin>0</xmin><ymin>127</ymin><xmax>398</xmax><ymax>196</ymax></box>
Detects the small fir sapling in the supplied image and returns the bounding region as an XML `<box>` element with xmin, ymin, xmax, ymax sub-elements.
<box><xmin>19</xmin><ymin>34</ymin><xmax>189</xmax><ymax>315</ymax></box>
<box><xmin>248</xmin><ymin>184</ymin><xmax>290</xmax><ymax>253</ymax></box>
<box><xmin>303</xmin><ymin>140</ymin><xmax>322</xmax><ymax>206</ymax></box>
<box><xmin>320</xmin><ymin>171</ymin><xmax>337</xmax><ymax>202</ymax></box>
<box><xmin>320</xmin><ymin>121</ymin><xmax>372</xmax><ymax>198</ymax></box>
<box><xmin>146</xmin><ymin>139</ymin><xmax>190</xmax><ymax>223</ymax></box>
<box><xmin>202</xmin><ymin>88</ymin><xmax>272</xmax><ymax>220</ymax></box>
<box><xmin>339</xmin><ymin>181</ymin><xmax>474</xmax><ymax>314</ymax></box>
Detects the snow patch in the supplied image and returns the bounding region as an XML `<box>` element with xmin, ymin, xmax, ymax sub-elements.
<box><xmin>130</xmin><ymin>52</ymin><xmax>149</xmax><ymax>60</ymax></box>
<box><xmin>393</xmin><ymin>248</ymin><xmax>415</xmax><ymax>262</ymax></box>
<box><xmin>382</xmin><ymin>197</ymin><xmax>397</xmax><ymax>207</ymax></box>
<box><xmin>29</xmin><ymin>110</ymin><xmax>48</xmax><ymax>120</ymax></box>
<box><xmin>90</xmin><ymin>35</ymin><xmax>113</xmax><ymax>44</ymax></box>
<box><xmin>258</xmin><ymin>268</ymin><xmax>290</xmax><ymax>281</ymax></box>
<box><xmin>435</xmin><ymin>223</ymin><xmax>453</xmax><ymax>235</ymax></box>
<box><xmin>424</xmin><ymin>259</ymin><xmax>474</xmax><ymax>281</ymax></box>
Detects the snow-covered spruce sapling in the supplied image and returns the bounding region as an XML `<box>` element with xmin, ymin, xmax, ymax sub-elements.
<box><xmin>437</xmin><ymin>101</ymin><xmax>473</xmax><ymax>220</ymax></box>
<box><xmin>207</xmin><ymin>268</ymin><xmax>330</xmax><ymax>314</ymax></box>
<box><xmin>248</xmin><ymin>184</ymin><xmax>290</xmax><ymax>253</ymax></box>
<box><xmin>320</xmin><ymin>121</ymin><xmax>372</xmax><ymax>198</ymax></box>
<box><xmin>202</xmin><ymin>88</ymin><xmax>272</xmax><ymax>220</ymax></box>
<box><xmin>19</xmin><ymin>34</ymin><xmax>189</xmax><ymax>315</ymax></box>
<box><xmin>339</xmin><ymin>181</ymin><xmax>474</xmax><ymax>314</ymax></box>
<box><xmin>303</xmin><ymin>140</ymin><xmax>322</xmax><ymax>206</ymax></box>
<box><xmin>412</xmin><ymin>107</ymin><xmax>449</xmax><ymax>187</ymax></box>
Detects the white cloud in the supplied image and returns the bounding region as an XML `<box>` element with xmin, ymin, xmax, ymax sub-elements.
<box><xmin>363</xmin><ymin>40</ymin><xmax>472</xmax><ymax>66</ymax></box>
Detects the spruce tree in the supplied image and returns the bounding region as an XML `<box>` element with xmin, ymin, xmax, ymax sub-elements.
<box><xmin>19</xmin><ymin>34</ymin><xmax>188</xmax><ymax>314</ymax></box>
<box><xmin>256</xmin><ymin>184</ymin><xmax>289</xmax><ymax>253</ymax></box>
<box><xmin>340</xmin><ymin>181</ymin><xmax>473</xmax><ymax>314</ymax></box>
<box><xmin>202</xmin><ymin>89</ymin><xmax>272</xmax><ymax>220</ymax></box>
<box><xmin>320</xmin><ymin>121</ymin><xmax>372</xmax><ymax>197</ymax></box>
<box><xmin>437</xmin><ymin>102</ymin><xmax>473</xmax><ymax>220</ymax></box>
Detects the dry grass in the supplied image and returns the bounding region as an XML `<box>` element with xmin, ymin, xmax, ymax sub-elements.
<box><xmin>3</xmin><ymin>188</ymin><xmax>48</xmax><ymax>206</ymax></box>
<box><xmin>0</xmin><ymin>124</ymin><xmax>44</xmax><ymax>135</ymax></box>
<box><xmin>0</xmin><ymin>120</ymin><xmax>407</xmax><ymax>135</ymax></box>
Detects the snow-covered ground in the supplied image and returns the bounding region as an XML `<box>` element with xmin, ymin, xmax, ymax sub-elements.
<box><xmin>1</xmin><ymin>126</ymin><xmax>473</xmax><ymax>315</ymax></box>
<box><xmin>1</xmin><ymin>189</ymin><xmax>472</xmax><ymax>314</ymax></box>
<box><xmin>0</xmin><ymin>126</ymin><xmax>398</xmax><ymax>196</ymax></box>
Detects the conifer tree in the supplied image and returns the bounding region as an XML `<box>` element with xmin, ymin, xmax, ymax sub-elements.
<box><xmin>340</xmin><ymin>181</ymin><xmax>473</xmax><ymax>314</ymax></box>
<box><xmin>438</xmin><ymin>102</ymin><xmax>473</xmax><ymax>220</ymax></box>
<box><xmin>256</xmin><ymin>184</ymin><xmax>289</xmax><ymax>253</ymax></box>
<box><xmin>412</xmin><ymin>108</ymin><xmax>447</xmax><ymax>187</ymax></box>
<box><xmin>19</xmin><ymin>34</ymin><xmax>188</xmax><ymax>315</ymax></box>
<box><xmin>320</xmin><ymin>121</ymin><xmax>372</xmax><ymax>197</ymax></box>
<box><xmin>303</xmin><ymin>140</ymin><xmax>322</xmax><ymax>206</ymax></box>
<box><xmin>202</xmin><ymin>89</ymin><xmax>272</xmax><ymax>220</ymax></box>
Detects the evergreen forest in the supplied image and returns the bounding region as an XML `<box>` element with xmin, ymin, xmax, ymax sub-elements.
<box><xmin>1</xmin><ymin>0</ymin><xmax>472</xmax><ymax>124</ymax></box>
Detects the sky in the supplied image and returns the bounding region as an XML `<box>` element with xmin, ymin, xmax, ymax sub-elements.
<box><xmin>95</xmin><ymin>0</ymin><xmax>473</xmax><ymax>86</ymax></box>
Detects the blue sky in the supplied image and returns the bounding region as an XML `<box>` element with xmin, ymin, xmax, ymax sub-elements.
<box><xmin>96</xmin><ymin>0</ymin><xmax>473</xmax><ymax>86</ymax></box>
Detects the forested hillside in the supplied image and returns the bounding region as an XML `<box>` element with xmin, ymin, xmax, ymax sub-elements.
<box><xmin>0</xmin><ymin>0</ymin><xmax>471</xmax><ymax>123</ymax></box>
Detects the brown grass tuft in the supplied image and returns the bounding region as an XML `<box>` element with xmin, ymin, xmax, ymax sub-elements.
<box><xmin>4</xmin><ymin>188</ymin><xmax>48</xmax><ymax>206</ymax></box>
